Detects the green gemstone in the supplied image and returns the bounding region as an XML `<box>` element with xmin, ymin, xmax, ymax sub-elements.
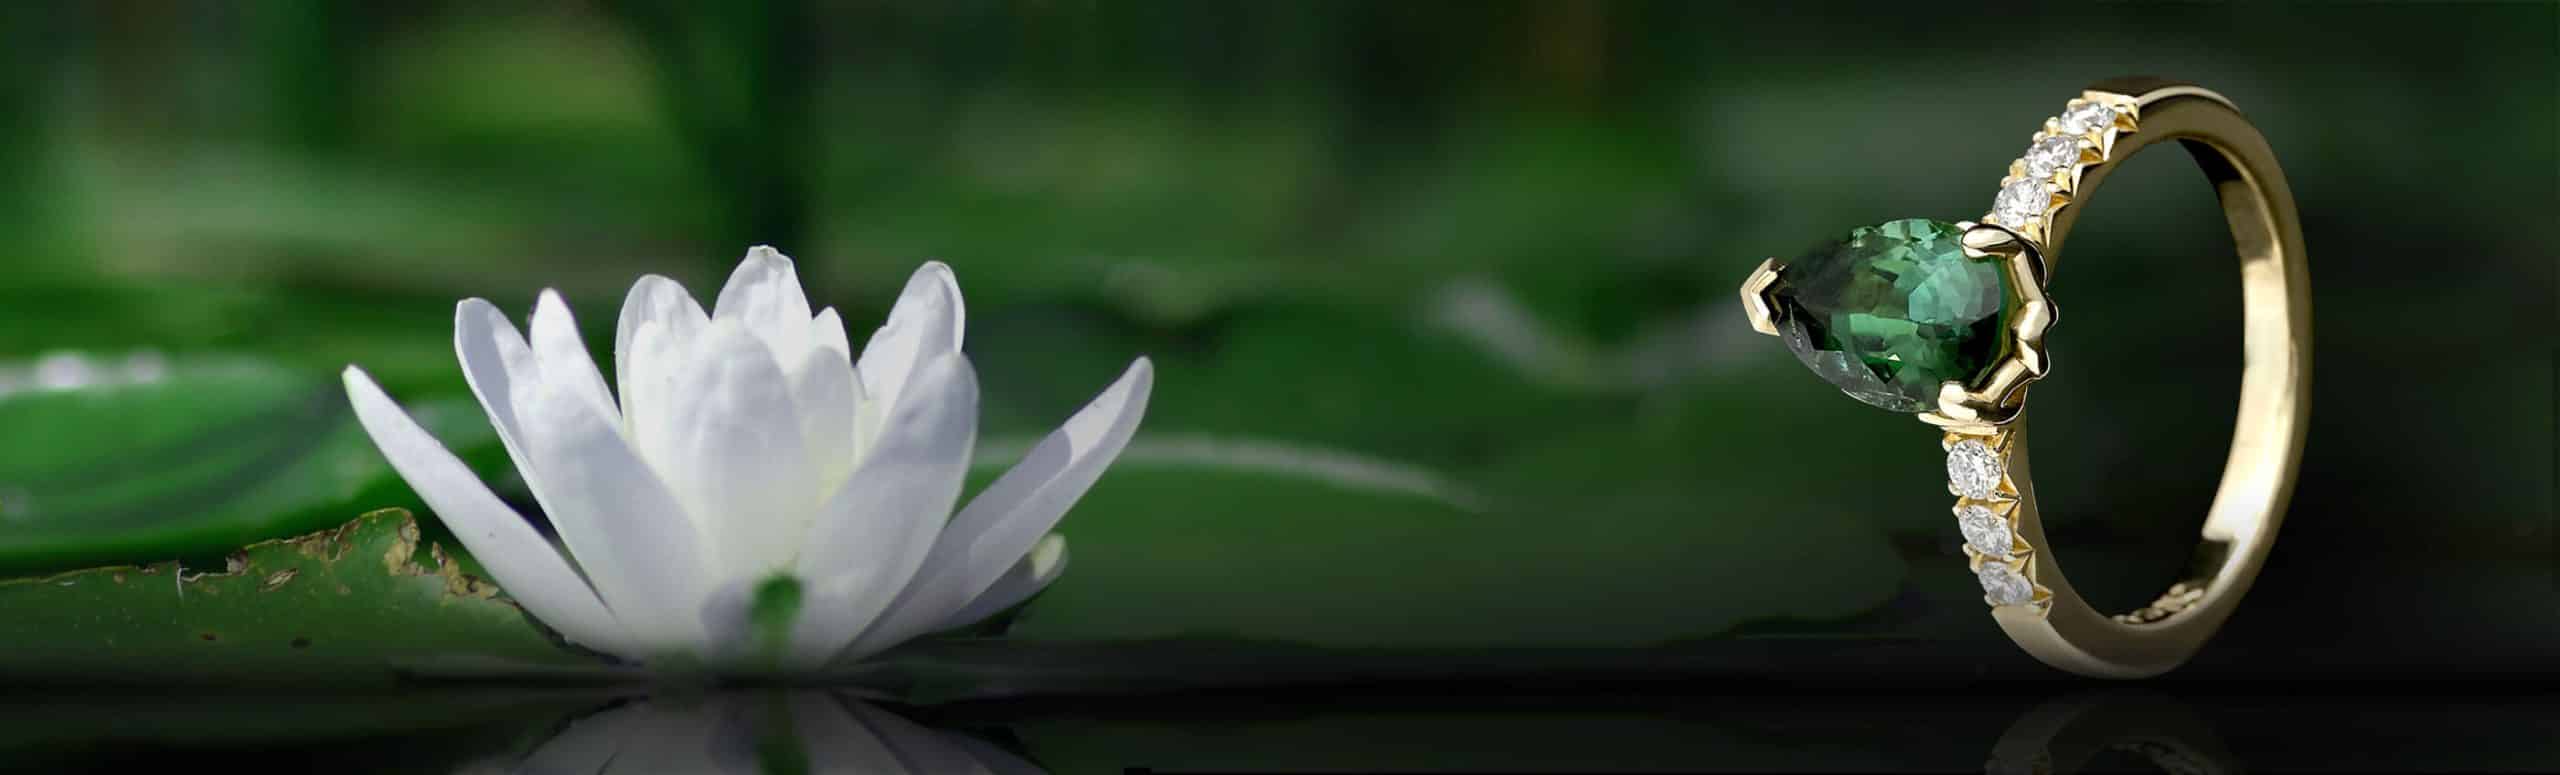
<box><xmin>1772</xmin><ymin>218</ymin><xmax>2013</xmax><ymax>412</ymax></box>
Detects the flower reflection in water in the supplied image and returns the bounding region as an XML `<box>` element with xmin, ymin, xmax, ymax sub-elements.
<box><xmin>468</xmin><ymin>691</ymin><xmax>1041</xmax><ymax>775</ymax></box>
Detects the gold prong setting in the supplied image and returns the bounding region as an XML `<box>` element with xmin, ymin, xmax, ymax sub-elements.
<box><xmin>1918</xmin><ymin>92</ymin><xmax>2139</xmax><ymax>433</ymax></box>
<box><xmin>1740</xmin><ymin>257</ymin><xmax>1784</xmax><ymax>336</ymax></box>
<box><xmin>1945</xmin><ymin>429</ymin><xmax>2049</xmax><ymax>613</ymax></box>
<box><xmin>1917</xmin><ymin>220</ymin><xmax>2054</xmax><ymax>431</ymax></box>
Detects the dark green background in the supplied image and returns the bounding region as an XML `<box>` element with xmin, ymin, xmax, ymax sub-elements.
<box><xmin>0</xmin><ymin>2</ymin><xmax>2550</xmax><ymax>683</ymax></box>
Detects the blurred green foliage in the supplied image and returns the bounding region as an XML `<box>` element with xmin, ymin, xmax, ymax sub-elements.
<box><xmin>0</xmin><ymin>2</ymin><xmax>2549</xmax><ymax>675</ymax></box>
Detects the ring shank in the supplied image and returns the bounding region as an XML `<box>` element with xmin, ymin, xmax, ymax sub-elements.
<box><xmin>1993</xmin><ymin>80</ymin><xmax>2311</xmax><ymax>677</ymax></box>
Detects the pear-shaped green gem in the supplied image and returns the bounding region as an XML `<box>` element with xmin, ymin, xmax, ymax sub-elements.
<box><xmin>1772</xmin><ymin>219</ymin><xmax>2013</xmax><ymax>412</ymax></box>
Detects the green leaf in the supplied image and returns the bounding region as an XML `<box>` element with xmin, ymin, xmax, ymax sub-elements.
<box><xmin>0</xmin><ymin>354</ymin><xmax>501</xmax><ymax>575</ymax></box>
<box><xmin>0</xmin><ymin>509</ymin><xmax>596</xmax><ymax>686</ymax></box>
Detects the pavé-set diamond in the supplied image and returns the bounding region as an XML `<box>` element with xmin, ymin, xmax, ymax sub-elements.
<box><xmin>1957</xmin><ymin>504</ymin><xmax>2010</xmax><ymax>558</ymax></box>
<box><xmin>1946</xmin><ymin>438</ymin><xmax>2004</xmax><ymax>500</ymax></box>
<box><xmin>1984</xmin><ymin>98</ymin><xmax>2130</xmax><ymax>236</ymax></box>
<box><xmin>2022</xmin><ymin>135</ymin><xmax>2082</xmax><ymax>179</ymax></box>
<box><xmin>1989</xmin><ymin>179</ymin><xmax>2050</xmax><ymax>227</ymax></box>
<box><xmin>1951</xmin><ymin>434</ymin><xmax>2039</xmax><ymax>607</ymax></box>
<box><xmin>2055</xmin><ymin>102</ymin><xmax>2118</xmax><ymax>136</ymax></box>
<box><xmin>1977</xmin><ymin>562</ymin><xmax>2037</xmax><ymax>606</ymax></box>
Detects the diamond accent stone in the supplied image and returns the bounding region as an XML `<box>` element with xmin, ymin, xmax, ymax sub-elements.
<box><xmin>1992</xmin><ymin>178</ymin><xmax>2048</xmax><ymax>225</ymax></box>
<box><xmin>2023</xmin><ymin>135</ymin><xmax>2081</xmax><ymax>179</ymax></box>
<box><xmin>1978</xmin><ymin>562</ymin><xmax>2036</xmax><ymax>606</ymax></box>
<box><xmin>1947</xmin><ymin>439</ymin><xmax>2003</xmax><ymax>499</ymax></box>
<box><xmin>1958</xmin><ymin>504</ymin><xmax>2011</xmax><ymax>558</ymax></box>
<box><xmin>2057</xmin><ymin>102</ymin><xmax>2117</xmax><ymax>135</ymax></box>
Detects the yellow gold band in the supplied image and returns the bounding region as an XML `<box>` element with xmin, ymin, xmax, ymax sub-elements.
<box><xmin>1961</xmin><ymin>78</ymin><xmax>2311</xmax><ymax>677</ymax></box>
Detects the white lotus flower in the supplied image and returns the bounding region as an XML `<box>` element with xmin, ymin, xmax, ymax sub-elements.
<box><xmin>342</xmin><ymin>247</ymin><xmax>1152</xmax><ymax>671</ymax></box>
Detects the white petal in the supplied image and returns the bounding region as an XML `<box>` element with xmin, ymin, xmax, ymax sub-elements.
<box><xmin>691</xmin><ymin>576</ymin><xmax>768</xmax><ymax>667</ymax></box>
<box><xmin>624</xmin><ymin>317</ymin><xmax>704</xmax><ymax>510</ymax></box>
<box><xmin>936</xmin><ymin>534</ymin><xmax>1067</xmax><ymax>633</ymax></box>
<box><xmin>511</xmin><ymin>365</ymin><xmax>710</xmax><ymax>652</ymax></box>
<box><xmin>853</xmin><ymin>262</ymin><xmax>964</xmax><ymax>418</ymax></box>
<box><xmin>793</xmin><ymin>695</ymin><xmax>908</xmax><ymax>773</ymax></box>
<box><xmin>531</xmin><ymin>290</ymin><xmax>619</xmax><ymax>421</ymax></box>
<box><xmin>846</xmin><ymin>701</ymin><xmax>998</xmax><ymax>775</ymax></box>
<box><xmin>516</xmin><ymin>699</ymin><xmax>750</xmax><ymax>774</ymax></box>
<box><xmin>615</xmin><ymin>274</ymin><xmax>708</xmax><ymax>415</ymax></box>
<box><xmin>514</xmin><ymin>702</ymin><xmax>643</xmax><ymax>773</ymax></box>
<box><xmin>454</xmin><ymin>299</ymin><xmax>542</xmax><ymax>483</ymax></box>
<box><xmin>584</xmin><ymin>699</ymin><xmax>738</xmax><ymax>775</ymax></box>
<box><xmin>844</xmin><ymin>357</ymin><xmax>1150</xmax><ymax>658</ymax></box>
<box><xmin>341</xmin><ymin>367</ymin><xmax>636</xmax><ymax>658</ymax></box>
<box><xmin>811</xmin><ymin>307</ymin><xmax>852</xmax><ymax>361</ymax></box>
<box><xmin>780</xmin><ymin>581</ymin><xmax>906</xmax><ymax>674</ymax></box>
<box><xmin>662</xmin><ymin>320</ymin><xmax>822</xmax><ymax>579</ymax></box>
<box><xmin>805</xmin><ymin>307</ymin><xmax>866</xmax><ymax>481</ymax></box>
<box><xmin>714</xmin><ymin>246</ymin><xmax>815</xmax><ymax>367</ymax></box>
<box><xmin>787</xmin><ymin>353</ymin><xmax>978</xmax><ymax>668</ymax></box>
<box><xmin>789</xmin><ymin>339</ymin><xmax>864</xmax><ymax>490</ymax></box>
<box><xmin>455</xmin><ymin>298</ymin><xmax>666</xmax><ymax>633</ymax></box>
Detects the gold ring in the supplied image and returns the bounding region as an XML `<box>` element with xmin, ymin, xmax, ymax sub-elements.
<box><xmin>1738</xmin><ymin>77</ymin><xmax>2309</xmax><ymax>678</ymax></box>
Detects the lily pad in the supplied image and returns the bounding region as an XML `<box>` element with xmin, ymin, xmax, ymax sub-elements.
<box><xmin>0</xmin><ymin>354</ymin><xmax>502</xmax><ymax>575</ymax></box>
<box><xmin>0</xmin><ymin>509</ymin><xmax>594</xmax><ymax>686</ymax></box>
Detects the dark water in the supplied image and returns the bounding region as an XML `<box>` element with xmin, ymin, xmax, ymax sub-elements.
<box><xmin>10</xmin><ymin>685</ymin><xmax>2556</xmax><ymax>773</ymax></box>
